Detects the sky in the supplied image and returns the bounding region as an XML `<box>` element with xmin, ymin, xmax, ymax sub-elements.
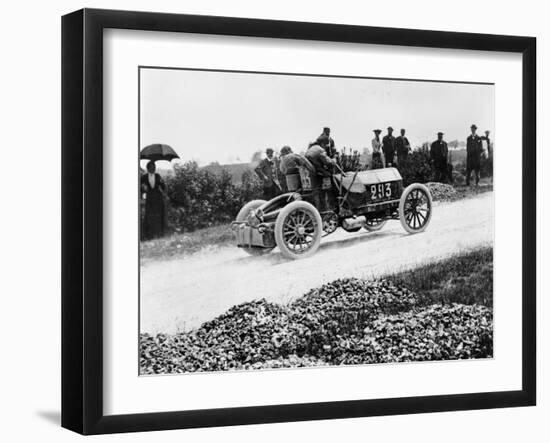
<box><xmin>140</xmin><ymin>68</ymin><xmax>494</xmax><ymax>167</ymax></box>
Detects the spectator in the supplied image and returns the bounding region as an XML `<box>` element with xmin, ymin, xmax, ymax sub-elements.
<box><xmin>371</xmin><ymin>129</ymin><xmax>384</xmax><ymax>168</ymax></box>
<box><xmin>140</xmin><ymin>161</ymin><xmax>166</xmax><ymax>239</ymax></box>
<box><xmin>466</xmin><ymin>124</ymin><xmax>483</xmax><ymax>186</ymax></box>
<box><xmin>254</xmin><ymin>148</ymin><xmax>282</xmax><ymax>199</ymax></box>
<box><xmin>430</xmin><ymin>132</ymin><xmax>449</xmax><ymax>182</ymax></box>
<box><xmin>382</xmin><ymin>126</ymin><xmax>396</xmax><ymax>166</ymax></box>
<box><xmin>395</xmin><ymin>128</ymin><xmax>411</xmax><ymax>166</ymax></box>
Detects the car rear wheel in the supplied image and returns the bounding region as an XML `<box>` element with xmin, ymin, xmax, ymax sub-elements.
<box><xmin>321</xmin><ymin>211</ymin><xmax>339</xmax><ymax>236</ymax></box>
<box><xmin>364</xmin><ymin>217</ymin><xmax>387</xmax><ymax>232</ymax></box>
<box><xmin>399</xmin><ymin>183</ymin><xmax>433</xmax><ymax>234</ymax></box>
<box><xmin>274</xmin><ymin>201</ymin><xmax>322</xmax><ymax>260</ymax></box>
<box><xmin>235</xmin><ymin>200</ymin><xmax>273</xmax><ymax>256</ymax></box>
<box><xmin>342</xmin><ymin>226</ymin><xmax>362</xmax><ymax>233</ymax></box>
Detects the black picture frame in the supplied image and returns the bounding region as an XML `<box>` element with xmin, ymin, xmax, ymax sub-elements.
<box><xmin>61</xmin><ymin>8</ymin><xmax>536</xmax><ymax>435</ymax></box>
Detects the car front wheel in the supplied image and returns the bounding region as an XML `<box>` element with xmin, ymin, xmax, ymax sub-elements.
<box><xmin>274</xmin><ymin>200</ymin><xmax>322</xmax><ymax>260</ymax></box>
<box><xmin>398</xmin><ymin>183</ymin><xmax>433</xmax><ymax>234</ymax></box>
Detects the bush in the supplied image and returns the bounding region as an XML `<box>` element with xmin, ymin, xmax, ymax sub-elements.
<box><xmin>398</xmin><ymin>147</ymin><xmax>435</xmax><ymax>186</ymax></box>
<box><xmin>164</xmin><ymin>161</ymin><xmax>263</xmax><ymax>233</ymax></box>
<box><xmin>336</xmin><ymin>149</ymin><xmax>364</xmax><ymax>172</ymax></box>
<box><xmin>240</xmin><ymin>169</ymin><xmax>264</xmax><ymax>202</ymax></box>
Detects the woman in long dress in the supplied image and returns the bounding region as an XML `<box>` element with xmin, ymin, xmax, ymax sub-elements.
<box><xmin>371</xmin><ymin>129</ymin><xmax>385</xmax><ymax>169</ymax></box>
<box><xmin>140</xmin><ymin>161</ymin><xmax>166</xmax><ymax>239</ymax></box>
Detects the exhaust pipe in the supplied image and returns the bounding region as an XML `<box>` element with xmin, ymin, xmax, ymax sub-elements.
<box><xmin>342</xmin><ymin>216</ymin><xmax>366</xmax><ymax>231</ymax></box>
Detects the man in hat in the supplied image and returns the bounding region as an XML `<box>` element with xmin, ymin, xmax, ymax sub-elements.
<box><xmin>305</xmin><ymin>144</ymin><xmax>337</xmax><ymax>177</ymax></box>
<box><xmin>395</xmin><ymin>128</ymin><xmax>411</xmax><ymax>166</ymax></box>
<box><xmin>371</xmin><ymin>129</ymin><xmax>384</xmax><ymax>169</ymax></box>
<box><xmin>430</xmin><ymin>132</ymin><xmax>448</xmax><ymax>182</ymax></box>
<box><xmin>466</xmin><ymin>124</ymin><xmax>483</xmax><ymax>186</ymax></box>
<box><xmin>255</xmin><ymin>148</ymin><xmax>282</xmax><ymax>199</ymax></box>
<box><xmin>382</xmin><ymin>127</ymin><xmax>396</xmax><ymax>167</ymax></box>
<box><xmin>309</xmin><ymin>126</ymin><xmax>336</xmax><ymax>158</ymax></box>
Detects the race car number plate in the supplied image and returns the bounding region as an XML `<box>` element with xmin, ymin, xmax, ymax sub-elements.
<box><xmin>368</xmin><ymin>182</ymin><xmax>394</xmax><ymax>201</ymax></box>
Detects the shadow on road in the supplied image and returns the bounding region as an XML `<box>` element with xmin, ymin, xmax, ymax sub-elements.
<box><xmin>318</xmin><ymin>230</ymin><xmax>403</xmax><ymax>252</ymax></box>
<box><xmin>232</xmin><ymin>228</ymin><xmax>407</xmax><ymax>266</ymax></box>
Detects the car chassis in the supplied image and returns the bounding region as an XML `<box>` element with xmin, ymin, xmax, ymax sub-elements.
<box><xmin>232</xmin><ymin>166</ymin><xmax>433</xmax><ymax>260</ymax></box>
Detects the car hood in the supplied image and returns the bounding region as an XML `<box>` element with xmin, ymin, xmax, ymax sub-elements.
<box><xmin>335</xmin><ymin>167</ymin><xmax>402</xmax><ymax>193</ymax></box>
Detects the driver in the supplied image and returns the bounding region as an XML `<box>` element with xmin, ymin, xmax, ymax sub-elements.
<box><xmin>309</xmin><ymin>126</ymin><xmax>337</xmax><ymax>158</ymax></box>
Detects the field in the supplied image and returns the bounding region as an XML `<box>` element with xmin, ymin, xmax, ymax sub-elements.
<box><xmin>140</xmin><ymin>224</ymin><xmax>235</xmax><ymax>263</ymax></box>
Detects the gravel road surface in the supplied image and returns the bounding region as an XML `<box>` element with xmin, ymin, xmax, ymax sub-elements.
<box><xmin>140</xmin><ymin>192</ymin><xmax>493</xmax><ymax>333</ymax></box>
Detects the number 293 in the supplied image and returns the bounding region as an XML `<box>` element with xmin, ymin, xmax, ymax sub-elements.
<box><xmin>370</xmin><ymin>183</ymin><xmax>392</xmax><ymax>200</ymax></box>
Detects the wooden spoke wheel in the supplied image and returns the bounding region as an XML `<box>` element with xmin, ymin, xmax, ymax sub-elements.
<box><xmin>364</xmin><ymin>217</ymin><xmax>387</xmax><ymax>232</ymax></box>
<box><xmin>275</xmin><ymin>201</ymin><xmax>322</xmax><ymax>259</ymax></box>
<box><xmin>398</xmin><ymin>184</ymin><xmax>433</xmax><ymax>234</ymax></box>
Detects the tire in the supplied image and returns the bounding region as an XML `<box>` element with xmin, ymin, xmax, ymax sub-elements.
<box><xmin>321</xmin><ymin>212</ymin><xmax>339</xmax><ymax>236</ymax></box>
<box><xmin>236</xmin><ymin>200</ymin><xmax>266</xmax><ymax>223</ymax></box>
<box><xmin>235</xmin><ymin>200</ymin><xmax>273</xmax><ymax>256</ymax></box>
<box><xmin>364</xmin><ymin>218</ymin><xmax>387</xmax><ymax>232</ymax></box>
<box><xmin>274</xmin><ymin>200</ymin><xmax>322</xmax><ymax>260</ymax></box>
<box><xmin>399</xmin><ymin>183</ymin><xmax>433</xmax><ymax>234</ymax></box>
<box><xmin>342</xmin><ymin>226</ymin><xmax>362</xmax><ymax>233</ymax></box>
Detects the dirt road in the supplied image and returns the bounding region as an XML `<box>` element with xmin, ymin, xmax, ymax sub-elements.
<box><xmin>140</xmin><ymin>192</ymin><xmax>493</xmax><ymax>333</ymax></box>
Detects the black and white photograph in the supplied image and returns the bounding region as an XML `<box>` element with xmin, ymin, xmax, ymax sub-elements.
<box><xmin>138</xmin><ymin>67</ymin><xmax>495</xmax><ymax>375</ymax></box>
<box><xmin>0</xmin><ymin>0</ymin><xmax>544</xmax><ymax>438</ymax></box>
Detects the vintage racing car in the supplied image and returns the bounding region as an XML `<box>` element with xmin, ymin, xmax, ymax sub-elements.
<box><xmin>232</xmin><ymin>166</ymin><xmax>433</xmax><ymax>260</ymax></box>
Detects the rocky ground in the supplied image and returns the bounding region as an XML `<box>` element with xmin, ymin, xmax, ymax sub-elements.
<box><xmin>140</xmin><ymin>278</ymin><xmax>493</xmax><ymax>374</ymax></box>
<box><xmin>426</xmin><ymin>181</ymin><xmax>493</xmax><ymax>202</ymax></box>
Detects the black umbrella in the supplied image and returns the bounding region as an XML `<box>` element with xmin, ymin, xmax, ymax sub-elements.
<box><xmin>140</xmin><ymin>144</ymin><xmax>180</xmax><ymax>162</ymax></box>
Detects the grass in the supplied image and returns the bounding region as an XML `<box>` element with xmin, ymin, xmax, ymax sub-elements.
<box><xmin>140</xmin><ymin>224</ymin><xmax>235</xmax><ymax>263</ymax></box>
<box><xmin>384</xmin><ymin>247</ymin><xmax>493</xmax><ymax>307</ymax></box>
